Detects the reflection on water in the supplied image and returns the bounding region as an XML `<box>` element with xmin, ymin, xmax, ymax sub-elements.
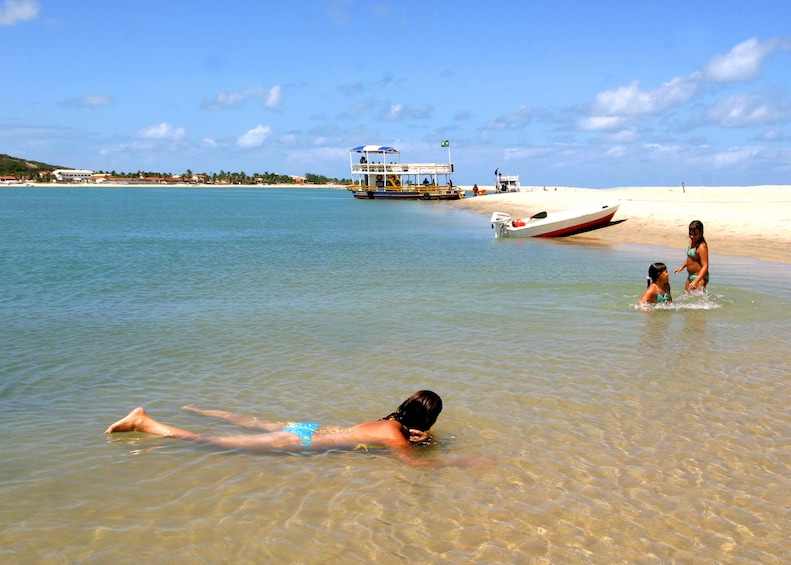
<box><xmin>1</xmin><ymin>189</ymin><xmax>790</xmax><ymax>563</ymax></box>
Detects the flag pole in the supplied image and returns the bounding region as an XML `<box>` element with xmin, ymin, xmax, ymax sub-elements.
<box><xmin>442</xmin><ymin>140</ymin><xmax>451</xmax><ymax>168</ymax></box>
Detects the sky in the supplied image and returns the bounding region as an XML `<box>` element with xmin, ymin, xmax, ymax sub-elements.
<box><xmin>2</xmin><ymin>0</ymin><xmax>791</xmax><ymax>187</ymax></box>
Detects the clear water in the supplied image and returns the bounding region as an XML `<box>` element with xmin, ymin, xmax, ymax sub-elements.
<box><xmin>1</xmin><ymin>187</ymin><xmax>789</xmax><ymax>563</ymax></box>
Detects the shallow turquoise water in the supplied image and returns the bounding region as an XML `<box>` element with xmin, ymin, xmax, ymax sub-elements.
<box><xmin>1</xmin><ymin>187</ymin><xmax>790</xmax><ymax>563</ymax></box>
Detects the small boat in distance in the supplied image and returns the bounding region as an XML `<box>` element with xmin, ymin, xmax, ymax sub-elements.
<box><xmin>490</xmin><ymin>202</ymin><xmax>620</xmax><ymax>238</ymax></box>
<box><xmin>346</xmin><ymin>145</ymin><xmax>465</xmax><ymax>200</ymax></box>
<box><xmin>494</xmin><ymin>169</ymin><xmax>521</xmax><ymax>192</ymax></box>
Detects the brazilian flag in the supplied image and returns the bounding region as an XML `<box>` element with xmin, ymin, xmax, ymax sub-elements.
<box><xmin>441</xmin><ymin>140</ymin><xmax>449</xmax><ymax>147</ymax></box>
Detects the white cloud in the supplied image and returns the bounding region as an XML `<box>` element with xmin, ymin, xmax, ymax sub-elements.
<box><xmin>758</xmin><ymin>128</ymin><xmax>785</xmax><ymax>142</ymax></box>
<box><xmin>578</xmin><ymin>116</ymin><xmax>627</xmax><ymax>131</ymax></box>
<box><xmin>488</xmin><ymin>105</ymin><xmax>532</xmax><ymax>130</ymax></box>
<box><xmin>64</xmin><ymin>95</ymin><xmax>115</xmax><ymax>108</ymax></box>
<box><xmin>580</xmin><ymin>37</ymin><xmax>790</xmax><ymax>138</ymax></box>
<box><xmin>203</xmin><ymin>86</ymin><xmax>265</xmax><ymax>110</ymax></box>
<box><xmin>707</xmin><ymin>93</ymin><xmax>788</xmax><ymax>127</ymax></box>
<box><xmin>237</xmin><ymin>125</ymin><xmax>272</xmax><ymax>148</ymax></box>
<box><xmin>602</xmin><ymin>128</ymin><xmax>640</xmax><ymax>144</ymax></box>
<box><xmin>704</xmin><ymin>37</ymin><xmax>790</xmax><ymax>83</ymax></box>
<box><xmin>0</xmin><ymin>0</ymin><xmax>38</xmax><ymax>26</ymax></box>
<box><xmin>709</xmin><ymin>146</ymin><xmax>760</xmax><ymax>168</ymax></box>
<box><xmin>137</xmin><ymin>122</ymin><xmax>186</xmax><ymax>140</ymax></box>
<box><xmin>202</xmin><ymin>85</ymin><xmax>283</xmax><ymax>111</ymax></box>
<box><xmin>381</xmin><ymin>102</ymin><xmax>431</xmax><ymax>121</ymax></box>
<box><xmin>265</xmin><ymin>85</ymin><xmax>284</xmax><ymax>111</ymax></box>
<box><xmin>591</xmin><ymin>76</ymin><xmax>700</xmax><ymax>117</ymax></box>
<box><xmin>384</xmin><ymin>102</ymin><xmax>404</xmax><ymax>121</ymax></box>
<box><xmin>339</xmin><ymin>81</ymin><xmax>365</xmax><ymax>96</ymax></box>
<box><xmin>338</xmin><ymin>100</ymin><xmax>374</xmax><ymax>119</ymax></box>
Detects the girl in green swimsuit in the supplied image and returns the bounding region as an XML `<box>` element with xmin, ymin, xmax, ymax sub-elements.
<box><xmin>675</xmin><ymin>220</ymin><xmax>710</xmax><ymax>292</ymax></box>
<box><xmin>638</xmin><ymin>262</ymin><xmax>672</xmax><ymax>307</ymax></box>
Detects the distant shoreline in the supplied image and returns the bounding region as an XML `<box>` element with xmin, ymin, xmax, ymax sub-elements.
<box><xmin>2</xmin><ymin>182</ymin><xmax>346</xmax><ymax>189</ymax></box>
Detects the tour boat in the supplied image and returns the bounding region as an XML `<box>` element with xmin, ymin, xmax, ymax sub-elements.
<box><xmin>490</xmin><ymin>202</ymin><xmax>620</xmax><ymax>238</ymax></box>
<box><xmin>346</xmin><ymin>145</ymin><xmax>464</xmax><ymax>200</ymax></box>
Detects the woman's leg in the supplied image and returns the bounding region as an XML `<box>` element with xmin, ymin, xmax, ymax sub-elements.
<box><xmin>181</xmin><ymin>405</ymin><xmax>285</xmax><ymax>432</ymax></box>
<box><xmin>104</xmin><ymin>407</ymin><xmax>199</xmax><ymax>439</ymax></box>
<box><xmin>105</xmin><ymin>407</ymin><xmax>303</xmax><ymax>451</ymax></box>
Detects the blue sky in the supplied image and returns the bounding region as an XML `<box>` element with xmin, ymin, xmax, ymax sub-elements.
<box><xmin>2</xmin><ymin>0</ymin><xmax>791</xmax><ymax>187</ymax></box>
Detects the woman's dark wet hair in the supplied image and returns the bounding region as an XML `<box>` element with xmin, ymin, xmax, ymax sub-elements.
<box><xmin>382</xmin><ymin>390</ymin><xmax>442</xmax><ymax>432</ymax></box>
<box><xmin>647</xmin><ymin>262</ymin><xmax>667</xmax><ymax>287</ymax></box>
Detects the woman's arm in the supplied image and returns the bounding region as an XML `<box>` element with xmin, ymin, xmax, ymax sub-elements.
<box><xmin>637</xmin><ymin>285</ymin><xmax>656</xmax><ymax>305</ymax></box>
<box><xmin>182</xmin><ymin>405</ymin><xmax>285</xmax><ymax>431</ymax></box>
<box><xmin>359</xmin><ymin>421</ymin><xmax>492</xmax><ymax>467</ymax></box>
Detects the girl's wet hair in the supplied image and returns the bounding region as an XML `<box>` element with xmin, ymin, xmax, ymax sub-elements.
<box><xmin>382</xmin><ymin>390</ymin><xmax>442</xmax><ymax>431</ymax></box>
<box><xmin>689</xmin><ymin>220</ymin><xmax>706</xmax><ymax>243</ymax></box>
<box><xmin>647</xmin><ymin>262</ymin><xmax>667</xmax><ymax>287</ymax></box>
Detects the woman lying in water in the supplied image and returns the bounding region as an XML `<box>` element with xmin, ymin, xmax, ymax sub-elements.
<box><xmin>105</xmin><ymin>390</ymin><xmax>487</xmax><ymax>467</ymax></box>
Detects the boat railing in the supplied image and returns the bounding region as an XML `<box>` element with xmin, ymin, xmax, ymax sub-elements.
<box><xmin>498</xmin><ymin>174</ymin><xmax>520</xmax><ymax>182</ymax></box>
<box><xmin>351</xmin><ymin>163</ymin><xmax>453</xmax><ymax>175</ymax></box>
<box><xmin>346</xmin><ymin>184</ymin><xmax>459</xmax><ymax>193</ymax></box>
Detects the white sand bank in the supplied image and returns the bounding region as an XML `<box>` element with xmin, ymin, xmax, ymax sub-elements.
<box><xmin>453</xmin><ymin>185</ymin><xmax>791</xmax><ymax>265</ymax></box>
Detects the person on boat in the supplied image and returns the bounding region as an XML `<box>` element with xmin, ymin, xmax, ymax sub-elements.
<box><xmin>105</xmin><ymin>390</ymin><xmax>485</xmax><ymax>467</ymax></box>
<box><xmin>638</xmin><ymin>262</ymin><xmax>672</xmax><ymax>306</ymax></box>
<box><xmin>674</xmin><ymin>220</ymin><xmax>709</xmax><ymax>292</ymax></box>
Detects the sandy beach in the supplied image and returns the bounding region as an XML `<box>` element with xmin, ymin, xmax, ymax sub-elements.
<box><xmin>453</xmin><ymin>185</ymin><xmax>791</xmax><ymax>265</ymax></box>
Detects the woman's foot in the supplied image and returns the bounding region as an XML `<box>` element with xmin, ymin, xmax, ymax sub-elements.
<box><xmin>104</xmin><ymin>407</ymin><xmax>150</xmax><ymax>434</ymax></box>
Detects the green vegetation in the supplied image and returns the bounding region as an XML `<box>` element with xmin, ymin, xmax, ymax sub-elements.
<box><xmin>0</xmin><ymin>154</ymin><xmax>66</xmax><ymax>178</ymax></box>
<box><xmin>0</xmin><ymin>153</ymin><xmax>350</xmax><ymax>185</ymax></box>
<box><xmin>306</xmin><ymin>172</ymin><xmax>350</xmax><ymax>184</ymax></box>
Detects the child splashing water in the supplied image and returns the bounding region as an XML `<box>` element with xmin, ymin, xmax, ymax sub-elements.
<box><xmin>638</xmin><ymin>262</ymin><xmax>672</xmax><ymax>307</ymax></box>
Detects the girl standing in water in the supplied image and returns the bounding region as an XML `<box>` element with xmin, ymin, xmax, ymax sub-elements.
<box><xmin>675</xmin><ymin>220</ymin><xmax>710</xmax><ymax>291</ymax></box>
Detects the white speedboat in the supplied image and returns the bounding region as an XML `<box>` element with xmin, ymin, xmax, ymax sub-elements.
<box><xmin>491</xmin><ymin>202</ymin><xmax>620</xmax><ymax>238</ymax></box>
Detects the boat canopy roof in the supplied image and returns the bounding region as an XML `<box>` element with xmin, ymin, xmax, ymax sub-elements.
<box><xmin>350</xmin><ymin>145</ymin><xmax>399</xmax><ymax>154</ymax></box>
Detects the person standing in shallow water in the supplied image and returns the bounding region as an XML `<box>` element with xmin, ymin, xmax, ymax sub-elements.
<box><xmin>638</xmin><ymin>262</ymin><xmax>672</xmax><ymax>307</ymax></box>
<box><xmin>105</xmin><ymin>390</ymin><xmax>488</xmax><ymax>467</ymax></box>
<box><xmin>675</xmin><ymin>220</ymin><xmax>710</xmax><ymax>292</ymax></box>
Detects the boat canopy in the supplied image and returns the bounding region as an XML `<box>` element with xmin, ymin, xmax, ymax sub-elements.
<box><xmin>350</xmin><ymin>145</ymin><xmax>399</xmax><ymax>154</ymax></box>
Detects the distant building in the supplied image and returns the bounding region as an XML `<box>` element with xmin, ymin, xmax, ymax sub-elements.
<box><xmin>53</xmin><ymin>169</ymin><xmax>94</xmax><ymax>182</ymax></box>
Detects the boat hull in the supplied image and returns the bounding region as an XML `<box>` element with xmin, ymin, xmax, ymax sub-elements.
<box><xmin>491</xmin><ymin>202</ymin><xmax>620</xmax><ymax>238</ymax></box>
<box><xmin>350</xmin><ymin>189</ymin><xmax>463</xmax><ymax>200</ymax></box>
